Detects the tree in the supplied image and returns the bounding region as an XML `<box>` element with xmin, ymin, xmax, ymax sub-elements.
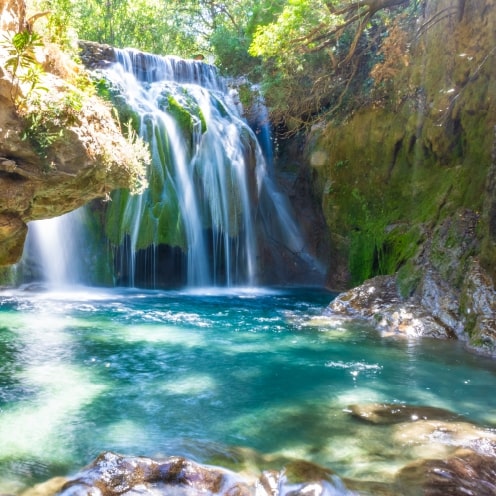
<box><xmin>248</xmin><ymin>0</ymin><xmax>417</xmax><ymax>131</ymax></box>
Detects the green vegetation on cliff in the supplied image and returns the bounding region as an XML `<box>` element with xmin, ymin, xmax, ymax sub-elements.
<box><xmin>309</xmin><ymin>0</ymin><xmax>496</xmax><ymax>291</ymax></box>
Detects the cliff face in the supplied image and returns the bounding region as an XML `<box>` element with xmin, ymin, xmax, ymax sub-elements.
<box><xmin>0</xmin><ymin>0</ymin><xmax>147</xmax><ymax>265</ymax></box>
<box><xmin>306</xmin><ymin>0</ymin><xmax>496</xmax><ymax>353</ymax></box>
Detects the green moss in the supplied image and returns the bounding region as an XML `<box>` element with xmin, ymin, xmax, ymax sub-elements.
<box><xmin>163</xmin><ymin>93</ymin><xmax>207</xmax><ymax>135</ymax></box>
<box><xmin>317</xmin><ymin>94</ymin><xmax>491</xmax><ymax>288</ymax></box>
<box><xmin>0</xmin><ymin>266</ymin><xmax>16</xmax><ymax>286</ymax></box>
<box><xmin>167</xmin><ymin>95</ymin><xmax>195</xmax><ymax>135</ymax></box>
<box><xmin>94</xmin><ymin>78</ymin><xmax>141</xmax><ymax>133</ymax></box>
<box><xmin>397</xmin><ymin>259</ymin><xmax>422</xmax><ymax>298</ymax></box>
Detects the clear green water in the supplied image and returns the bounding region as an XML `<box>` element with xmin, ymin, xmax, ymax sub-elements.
<box><xmin>0</xmin><ymin>287</ymin><xmax>495</xmax><ymax>492</ymax></box>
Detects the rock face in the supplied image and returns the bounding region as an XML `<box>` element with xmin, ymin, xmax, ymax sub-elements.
<box><xmin>0</xmin><ymin>0</ymin><xmax>148</xmax><ymax>266</ymax></box>
<box><xmin>309</xmin><ymin>0</ymin><xmax>496</xmax><ymax>354</ymax></box>
<box><xmin>325</xmin><ymin>211</ymin><xmax>496</xmax><ymax>355</ymax></box>
<box><xmin>310</xmin><ymin>0</ymin><xmax>496</xmax><ymax>291</ymax></box>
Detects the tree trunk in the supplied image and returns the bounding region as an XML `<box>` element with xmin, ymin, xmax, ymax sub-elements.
<box><xmin>367</xmin><ymin>0</ymin><xmax>410</xmax><ymax>14</ymax></box>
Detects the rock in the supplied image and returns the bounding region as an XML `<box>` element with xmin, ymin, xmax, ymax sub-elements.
<box><xmin>324</xmin><ymin>246</ymin><xmax>496</xmax><ymax>356</ymax></box>
<box><xmin>19</xmin><ymin>477</ymin><xmax>67</xmax><ymax>496</ymax></box>
<box><xmin>0</xmin><ymin>0</ymin><xmax>148</xmax><ymax>266</ymax></box>
<box><xmin>259</xmin><ymin>460</ymin><xmax>356</xmax><ymax>496</ymax></box>
<box><xmin>461</xmin><ymin>258</ymin><xmax>496</xmax><ymax>355</ymax></box>
<box><xmin>347</xmin><ymin>403</ymin><xmax>462</xmax><ymax>425</ymax></box>
<box><xmin>393</xmin><ymin>419</ymin><xmax>496</xmax><ymax>457</ymax></box>
<box><xmin>418</xmin><ymin>268</ymin><xmax>464</xmax><ymax>337</ymax></box>
<box><xmin>325</xmin><ymin>275</ymin><xmax>454</xmax><ymax>339</ymax></box>
<box><xmin>78</xmin><ymin>41</ymin><xmax>117</xmax><ymax>69</ymax></box>
<box><xmin>58</xmin><ymin>452</ymin><xmax>252</xmax><ymax>496</ymax></box>
<box><xmin>24</xmin><ymin>452</ymin><xmax>359</xmax><ymax>496</ymax></box>
<box><xmin>395</xmin><ymin>448</ymin><xmax>496</xmax><ymax>496</ymax></box>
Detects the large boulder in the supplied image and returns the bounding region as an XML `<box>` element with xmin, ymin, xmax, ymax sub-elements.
<box><xmin>23</xmin><ymin>452</ymin><xmax>356</xmax><ymax>496</ymax></box>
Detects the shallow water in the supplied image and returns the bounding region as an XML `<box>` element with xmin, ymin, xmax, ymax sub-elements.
<box><xmin>0</xmin><ymin>286</ymin><xmax>495</xmax><ymax>492</ymax></box>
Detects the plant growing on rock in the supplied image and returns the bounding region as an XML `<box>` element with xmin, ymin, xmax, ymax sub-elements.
<box><xmin>20</xmin><ymin>90</ymin><xmax>83</xmax><ymax>163</ymax></box>
<box><xmin>1</xmin><ymin>29</ymin><xmax>47</xmax><ymax>109</ymax></box>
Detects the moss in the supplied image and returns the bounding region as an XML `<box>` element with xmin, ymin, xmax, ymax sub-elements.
<box><xmin>94</xmin><ymin>78</ymin><xmax>141</xmax><ymax>133</ymax></box>
<box><xmin>167</xmin><ymin>95</ymin><xmax>195</xmax><ymax>134</ymax></box>
<box><xmin>0</xmin><ymin>266</ymin><xmax>17</xmax><ymax>286</ymax></box>
<box><xmin>164</xmin><ymin>94</ymin><xmax>207</xmax><ymax>134</ymax></box>
<box><xmin>316</xmin><ymin>94</ymin><xmax>491</xmax><ymax>287</ymax></box>
<box><xmin>397</xmin><ymin>260</ymin><xmax>420</xmax><ymax>298</ymax></box>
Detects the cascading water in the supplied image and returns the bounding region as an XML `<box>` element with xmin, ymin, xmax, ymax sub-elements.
<box><xmin>20</xmin><ymin>48</ymin><xmax>322</xmax><ymax>289</ymax></box>
<box><xmin>21</xmin><ymin>208</ymin><xmax>89</xmax><ymax>288</ymax></box>
<box><xmin>101</xmin><ymin>50</ymin><xmax>264</xmax><ymax>287</ymax></box>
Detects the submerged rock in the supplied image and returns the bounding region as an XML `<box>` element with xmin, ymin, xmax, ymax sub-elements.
<box><xmin>347</xmin><ymin>403</ymin><xmax>462</xmax><ymax>425</ymax></box>
<box><xmin>392</xmin><ymin>419</ymin><xmax>496</xmax><ymax>457</ymax></box>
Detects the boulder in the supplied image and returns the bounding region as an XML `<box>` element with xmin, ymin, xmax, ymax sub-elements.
<box><xmin>34</xmin><ymin>452</ymin><xmax>356</xmax><ymax>496</ymax></box>
<box><xmin>395</xmin><ymin>448</ymin><xmax>496</xmax><ymax>496</ymax></box>
<box><xmin>325</xmin><ymin>275</ymin><xmax>455</xmax><ymax>339</ymax></box>
<box><xmin>58</xmin><ymin>452</ymin><xmax>252</xmax><ymax>496</ymax></box>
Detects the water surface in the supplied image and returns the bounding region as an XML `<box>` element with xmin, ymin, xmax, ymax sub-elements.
<box><xmin>0</xmin><ymin>287</ymin><xmax>495</xmax><ymax>492</ymax></box>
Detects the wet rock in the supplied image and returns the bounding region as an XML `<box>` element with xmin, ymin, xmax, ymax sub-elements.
<box><xmin>30</xmin><ymin>452</ymin><xmax>360</xmax><ymax>496</ymax></box>
<box><xmin>324</xmin><ymin>252</ymin><xmax>496</xmax><ymax>357</ymax></box>
<box><xmin>418</xmin><ymin>268</ymin><xmax>463</xmax><ymax>337</ymax></box>
<box><xmin>461</xmin><ymin>258</ymin><xmax>496</xmax><ymax>355</ymax></box>
<box><xmin>325</xmin><ymin>275</ymin><xmax>454</xmax><ymax>339</ymax></box>
<box><xmin>393</xmin><ymin>419</ymin><xmax>496</xmax><ymax>452</ymax></box>
<box><xmin>395</xmin><ymin>448</ymin><xmax>496</xmax><ymax>496</ymax></box>
<box><xmin>347</xmin><ymin>403</ymin><xmax>461</xmax><ymax>425</ymax></box>
<box><xmin>59</xmin><ymin>452</ymin><xmax>252</xmax><ymax>496</ymax></box>
<box><xmin>259</xmin><ymin>460</ymin><xmax>356</xmax><ymax>496</ymax></box>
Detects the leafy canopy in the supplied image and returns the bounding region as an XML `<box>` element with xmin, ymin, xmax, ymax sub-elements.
<box><xmin>27</xmin><ymin>0</ymin><xmax>415</xmax><ymax>129</ymax></box>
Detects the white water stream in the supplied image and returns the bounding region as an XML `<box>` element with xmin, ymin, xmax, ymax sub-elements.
<box><xmin>22</xmin><ymin>50</ymin><xmax>310</xmax><ymax>288</ymax></box>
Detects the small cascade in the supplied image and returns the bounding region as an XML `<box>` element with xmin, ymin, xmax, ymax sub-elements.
<box><xmin>22</xmin><ymin>209</ymin><xmax>88</xmax><ymax>287</ymax></box>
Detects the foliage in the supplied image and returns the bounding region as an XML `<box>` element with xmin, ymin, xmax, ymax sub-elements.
<box><xmin>0</xmin><ymin>30</ymin><xmax>46</xmax><ymax>108</ymax></box>
<box><xmin>31</xmin><ymin>0</ymin><xmax>418</xmax><ymax>131</ymax></box>
<box><xmin>370</xmin><ymin>18</ymin><xmax>410</xmax><ymax>84</ymax></box>
<box><xmin>21</xmin><ymin>90</ymin><xmax>83</xmax><ymax>163</ymax></box>
<box><xmin>248</xmin><ymin>0</ymin><xmax>417</xmax><ymax>131</ymax></box>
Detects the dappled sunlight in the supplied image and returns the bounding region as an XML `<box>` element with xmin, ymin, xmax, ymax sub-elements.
<box><xmin>0</xmin><ymin>364</ymin><xmax>105</xmax><ymax>459</ymax></box>
<box><xmin>2</xmin><ymin>288</ymin><xmax>496</xmax><ymax>492</ymax></box>
<box><xmin>159</xmin><ymin>373</ymin><xmax>217</xmax><ymax>396</ymax></box>
<box><xmin>118</xmin><ymin>324</ymin><xmax>204</xmax><ymax>347</ymax></box>
<box><xmin>102</xmin><ymin>420</ymin><xmax>151</xmax><ymax>449</ymax></box>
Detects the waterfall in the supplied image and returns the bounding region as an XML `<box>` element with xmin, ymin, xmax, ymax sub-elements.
<box><xmin>101</xmin><ymin>49</ymin><xmax>261</xmax><ymax>287</ymax></box>
<box><xmin>22</xmin><ymin>209</ymin><xmax>88</xmax><ymax>288</ymax></box>
<box><xmin>19</xmin><ymin>48</ymin><xmax>322</xmax><ymax>289</ymax></box>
